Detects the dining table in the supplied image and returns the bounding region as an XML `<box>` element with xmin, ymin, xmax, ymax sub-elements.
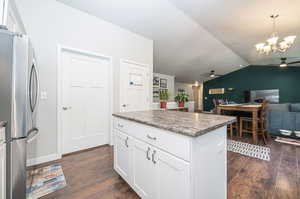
<box><xmin>217</xmin><ymin>104</ymin><xmax>262</xmax><ymax>144</ymax></box>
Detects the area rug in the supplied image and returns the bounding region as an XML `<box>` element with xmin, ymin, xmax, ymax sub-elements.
<box><xmin>27</xmin><ymin>164</ymin><xmax>67</xmax><ymax>199</ymax></box>
<box><xmin>227</xmin><ymin>139</ymin><xmax>271</xmax><ymax>161</ymax></box>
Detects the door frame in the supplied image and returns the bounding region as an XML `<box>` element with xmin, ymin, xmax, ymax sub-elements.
<box><xmin>57</xmin><ymin>45</ymin><xmax>113</xmax><ymax>157</ymax></box>
<box><xmin>119</xmin><ymin>59</ymin><xmax>151</xmax><ymax>112</ymax></box>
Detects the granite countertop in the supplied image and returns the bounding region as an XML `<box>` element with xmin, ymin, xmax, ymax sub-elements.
<box><xmin>113</xmin><ymin>110</ymin><xmax>236</xmax><ymax>137</ymax></box>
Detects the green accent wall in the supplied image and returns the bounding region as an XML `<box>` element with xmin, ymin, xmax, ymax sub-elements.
<box><xmin>203</xmin><ymin>65</ymin><xmax>300</xmax><ymax>111</ymax></box>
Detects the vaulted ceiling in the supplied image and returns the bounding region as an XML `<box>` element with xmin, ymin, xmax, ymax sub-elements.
<box><xmin>58</xmin><ymin>0</ymin><xmax>300</xmax><ymax>83</ymax></box>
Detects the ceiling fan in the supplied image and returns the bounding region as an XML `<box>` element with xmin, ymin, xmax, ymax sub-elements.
<box><xmin>200</xmin><ymin>70</ymin><xmax>222</xmax><ymax>78</ymax></box>
<box><xmin>270</xmin><ymin>57</ymin><xmax>300</xmax><ymax>67</ymax></box>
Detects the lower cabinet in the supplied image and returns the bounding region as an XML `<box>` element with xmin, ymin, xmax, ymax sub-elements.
<box><xmin>114</xmin><ymin>130</ymin><xmax>131</xmax><ymax>184</ymax></box>
<box><xmin>132</xmin><ymin>139</ymin><xmax>157</xmax><ymax>199</ymax></box>
<box><xmin>155</xmin><ymin>149</ymin><xmax>190</xmax><ymax>199</ymax></box>
<box><xmin>114</xmin><ymin>130</ymin><xmax>191</xmax><ymax>199</ymax></box>
<box><xmin>0</xmin><ymin>142</ymin><xmax>6</xmax><ymax>199</ymax></box>
<box><xmin>113</xmin><ymin>118</ymin><xmax>227</xmax><ymax>199</ymax></box>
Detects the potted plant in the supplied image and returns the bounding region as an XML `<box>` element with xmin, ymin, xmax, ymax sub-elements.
<box><xmin>175</xmin><ymin>92</ymin><xmax>189</xmax><ymax>107</ymax></box>
<box><xmin>159</xmin><ymin>90</ymin><xmax>169</xmax><ymax>109</ymax></box>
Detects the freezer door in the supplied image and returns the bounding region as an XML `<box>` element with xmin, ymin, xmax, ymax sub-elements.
<box><xmin>8</xmin><ymin>138</ymin><xmax>27</xmax><ymax>199</ymax></box>
<box><xmin>11</xmin><ymin>34</ymin><xmax>30</xmax><ymax>139</ymax></box>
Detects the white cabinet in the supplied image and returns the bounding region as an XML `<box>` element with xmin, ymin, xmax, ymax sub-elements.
<box><xmin>114</xmin><ymin>130</ymin><xmax>131</xmax><ymax>184</ymax></box>
<box><xmin>1</xmin><ymin>0</ymin><xmax>25</xmax><ymax>34</ymax></box>
<box><xmin>155</xmin><ymin>149</ymin><xmax>190</xmax><ymax>199</ymax></box>
<box><xmin>0</xmin><ymin>0</ymin><xmax>8</xmax><ymax>26</ymax></box>
<box><xmin>0</xmin><ymin>142</ymin><xmax>6</xmax><ymax>199</ymax></box>
<box><xmin>113</xmin><ymin>117</ymin><xmax>227</xmax><ymax>199</ymax></box>
<box><xmin>132</xmin><ymin>139</ymin><xmax>156</xmax><ymax>199</ymax></box>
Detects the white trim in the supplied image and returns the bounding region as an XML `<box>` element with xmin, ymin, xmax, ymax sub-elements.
<box><xmin>27</xmin><ymin>153</ymin><xmax>60</xmax><ymax>167</ymax></box>
<box><xmin>120</xmin><ymin>59</ymin><xmax>148</xmax><ymax>68</ymax></box>
<box><xmin>57</xmin><ymin>45</ymin><xmax>113</xmax><ymax>157</ymax></box>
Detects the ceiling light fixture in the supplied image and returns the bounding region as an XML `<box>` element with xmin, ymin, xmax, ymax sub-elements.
<box><xmin>209</xmin><ymin>71</ymin><xmax>216</xmax><ymax>78</ymax></box>
<box><xmin>255</xmin><ymin>14</ymin><xmax>296</xmax><ymax>55</ymax></box>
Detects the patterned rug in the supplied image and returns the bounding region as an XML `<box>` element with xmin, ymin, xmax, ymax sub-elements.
<box><xmin>227</xmin><ymin>139</ymin><xmax>271</xmax><ymax>161</ymax></box>
<box><xmin>27</xmin><ymin>164</ymin><xmax>67</xmax><ymax>199</ymax></box>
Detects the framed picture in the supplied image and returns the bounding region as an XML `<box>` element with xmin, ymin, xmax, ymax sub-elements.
<box><xmin>153</xmin><ymin>76</ymin><xmax>160</xmax><ymax>87</ymax></box>
<box><xmin>160</xmin><ymin>78</ymin><xmax>167</xmax><ymax>88</ymax></box>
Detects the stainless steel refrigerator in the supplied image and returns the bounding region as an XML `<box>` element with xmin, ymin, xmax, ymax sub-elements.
<box><xmin>0</xmin><ymin>28</ymin><xmax>39</xmax><ymax>199</ymax></box>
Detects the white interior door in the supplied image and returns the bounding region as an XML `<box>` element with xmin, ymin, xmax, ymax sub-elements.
<box><xmin>120</xmin><ymin>60</ymin><xmax>150</xmax><ymax>112</ymax></box>
<box><xmin>61</xmin><ymin>50</ymin><xmax>110</xmax><ymax>154</ymax></box>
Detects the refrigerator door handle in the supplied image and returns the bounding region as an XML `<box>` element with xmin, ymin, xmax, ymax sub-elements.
<box><xmin>33</xmin><ymin>60</ymin><xmax>40</xmax><ymax>114</ymax></box>
<box><xmin>26</xmin><ymin>127</ymin><xmax>39</xmax><ymax>143</ymax></box>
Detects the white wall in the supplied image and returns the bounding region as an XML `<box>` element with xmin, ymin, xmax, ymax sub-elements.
<box><xmin>15</xmin><ymin>0</ymin><xmax>153</xmax><ymax>163</ymax></box>
<box><xmin>175</xmin><ymin>82</ymin><xmax>194</xmax><ymax>101</ymax></box>
<box><xmin>153</xmin><ymin>73</ymin><xmax>175</xmax><ymax>102</ymax></box>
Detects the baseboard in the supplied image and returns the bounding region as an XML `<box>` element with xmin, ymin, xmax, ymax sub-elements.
<box><xmin>27</xmin><ymin>153</ymin><xmax>61</xmax><ymax>167</ymax></box>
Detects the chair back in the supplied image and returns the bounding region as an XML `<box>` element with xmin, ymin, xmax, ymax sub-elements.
<box><xmin>260</xmin><ymin>100</ymin><xmax>269</xmax><ymax>121</ymax></box>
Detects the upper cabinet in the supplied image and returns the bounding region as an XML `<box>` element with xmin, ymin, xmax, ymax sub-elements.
<box><xmin>0</xmin><ymin>0</ymin><xmax>25</xmax><ymax>34</ymax></box>
<box><xmin>0</xmin><ymin>0</ymin><xmax>8</xmax><ymax>26</ymax></box>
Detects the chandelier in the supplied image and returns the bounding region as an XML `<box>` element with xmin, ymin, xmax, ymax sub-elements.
<box><xmin>255</xmin><ymin>14</ymin><xmax>296</xmax><ymax>55</ymax></box>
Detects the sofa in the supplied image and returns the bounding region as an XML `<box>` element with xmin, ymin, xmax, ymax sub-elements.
<box><xmin>267</xmin><ymin>103</ymin><xmax>300</xmax><ymax>138</ymax></box>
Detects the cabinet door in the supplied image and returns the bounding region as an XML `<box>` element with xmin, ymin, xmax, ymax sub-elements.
<box><xmin>0</xmin><ymin>143</ymin><xmax>6</xmax><ymax>199</ymax></box>
<box><xmin>114</xmin><ymin>130</ymin><xmax>131</xmax><ymax>184</ymax></box>
<box><xmin>132</xmin><ymin>139</ymin><xmax>156</xmax><ymax>199</ymax></box>
<box><xmin>0</xmin><ymin>0</ymin><xmax>8</xmax><ymax>26</ymax></box>
<box><xmin>154</xmin><ymin>149</ymin><xmax>190</xmax><ymax>199</ymax></box>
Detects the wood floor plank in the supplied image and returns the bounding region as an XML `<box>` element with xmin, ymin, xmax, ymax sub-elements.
<box><xmin>272</xmin><ymin>144</ymin><xmax>299</xmax><ymax>199</ymax></box>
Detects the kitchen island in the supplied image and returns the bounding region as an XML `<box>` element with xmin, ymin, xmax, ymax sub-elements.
<box><xmin>112</xmin><ymin>110</ymin><xmax>235</xmax><ymax>199</ymax></box>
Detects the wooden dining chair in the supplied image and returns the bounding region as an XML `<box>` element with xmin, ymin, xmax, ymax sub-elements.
<box><xmin>239</xmin><ymin>100</ymin><xmax>269</xmax><ymax>144</ymax></box>
<box><xmin>228</xmin><ymin>120</ymin><xmax>239</xmax><ymax>139</ymax></box>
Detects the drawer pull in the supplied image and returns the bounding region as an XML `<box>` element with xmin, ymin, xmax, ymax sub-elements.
<box><xmin>118</xmin><ymin>124</ymin><xmax>124</xmax><ymax>128</ymax></box>
<box><xmin>125</xmin><ymin>137</ymin><xmax>129</xmax><ymax>148</ymax></box>
<box><xmin>147</xmin><ymin>134</ymin><xmax>157</xmax><ymax>141</ymax></box>
<box><xmin>146</xmin><ymin>147</ymin><xmax>151</xmax><ymax>160</ymax></box>
<box><xmin>152</xmin><ymin>150</ymin><xmax>157</xmax><ymax>164</ymax></box>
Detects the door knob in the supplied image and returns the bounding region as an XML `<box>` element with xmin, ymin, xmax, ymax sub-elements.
<box><xmin>122</xmin><ymin>104</ymin><xmax>127</xmax><ymax>107</ymax></box>
<box><xmin>62</xmin><ymin>106</ymin><xmax>72</xmax><ymax>110</ymax></box>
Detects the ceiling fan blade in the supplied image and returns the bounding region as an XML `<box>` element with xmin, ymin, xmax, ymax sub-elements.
<box><xmin>288</xmin><ymin>61</ymin><xmax>300</xmax><ymax>65</ymax></box>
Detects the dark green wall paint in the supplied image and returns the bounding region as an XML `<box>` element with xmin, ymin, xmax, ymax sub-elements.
<box><xmin>203</xmin><ymin>65</ymin><xmax>300</xmax><ymax>111</ymax></box>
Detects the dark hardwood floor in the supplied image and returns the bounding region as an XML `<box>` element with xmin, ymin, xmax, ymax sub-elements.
<box><xmin>36</xmin><ymin>137</ymin><xmax>300</xmax><ymax>199</ymax></box>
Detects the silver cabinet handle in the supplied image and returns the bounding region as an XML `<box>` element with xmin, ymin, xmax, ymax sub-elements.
<box><xmin>152</xmin><ymin>150</ymin><xmax>157</xmax><ymax>164</ymax></box>
<box><xmin>125</xmin><ymin>137</ymin><xmax>129</xmax><ymax>148</ymax></box>
<box><xmin>146</xmin><ymin>147</ymin><xmax>151</xmax><ymax>160</ymax></box>
<box><xmin>118</xmin><ymin>124</ymin><xmax>124</xmax><ymax>128</ymax></box>
<box><xmin>147</xmin><ymin>134</ymin><xmax>157</xmax><ymax>141</ymax></box>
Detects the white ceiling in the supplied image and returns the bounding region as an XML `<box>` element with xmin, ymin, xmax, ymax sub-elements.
<box><xmin>57</xmin><ymin>0</ymin><xmax>299</xmax><ymax>83</ymax></box>
<box><xmin>169</xmin><ymin>0</ymin><xmax>300</xmax><ymax>65</ymax></box>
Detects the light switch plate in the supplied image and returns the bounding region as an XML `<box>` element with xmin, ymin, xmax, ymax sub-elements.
<box><xmin>41</xmin><ymin>91</ymin><xmax>47</xmax><ymax>100</ymax></box>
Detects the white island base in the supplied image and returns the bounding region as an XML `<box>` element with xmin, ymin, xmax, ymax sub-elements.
<box><xmin>113</xmin><ymin>117</ymin><xmax>227</xmax><ymax>199</ymax></box>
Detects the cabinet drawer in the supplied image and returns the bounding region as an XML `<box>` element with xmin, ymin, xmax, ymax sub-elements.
<box><xmin>113</xmin><ymin>117</ymin><xmax>133</xmax><ymax>133</ymax></box>
<box><xmin>114</xmin><ymin>117</ymin><xmax>191</xmax><ymax>162</ymax></box>
<box><xmin>134</xmin><ymin>124</ymin><xmax>191</xmax><ymax>162</ymax></box>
